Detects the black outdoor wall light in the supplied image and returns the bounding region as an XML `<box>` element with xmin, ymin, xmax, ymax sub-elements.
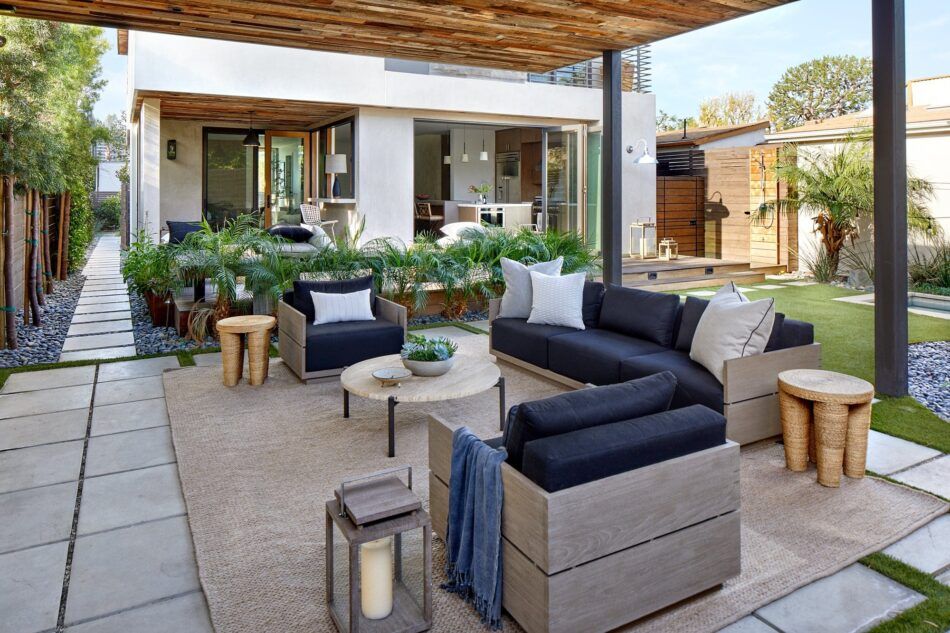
<box><xmin>166</xmin><ymin>139</ymin><xmax>177</xmax><ymax>160</ymax></box>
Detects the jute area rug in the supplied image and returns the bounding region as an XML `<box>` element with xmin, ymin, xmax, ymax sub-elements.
<box><xmin>164</xmin><ymin>337</ymin><xmax>947</xmax><ymax>633</ymax></box>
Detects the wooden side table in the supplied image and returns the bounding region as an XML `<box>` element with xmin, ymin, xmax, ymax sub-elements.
<box><xmin>216</xmin><ymin>315</ymin><xmax>277</xmax><ymax>387</ymax></box>
<box><xmin>778</xmin><ymin>369</ymin><xmax>874</xmax><ymax>487</ymax></box>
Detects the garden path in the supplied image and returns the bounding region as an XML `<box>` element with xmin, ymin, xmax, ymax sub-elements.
<box><xmin>60</xmin><ymin>237</ymin><xmax>135</xmax><ymax>362</ymax></box>
<box><xmin>0</xmin><ymin>324</ymin><xmax>945</xmax><ymax>632</ymax></box>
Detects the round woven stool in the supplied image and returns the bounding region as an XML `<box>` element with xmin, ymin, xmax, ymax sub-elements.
<box><xmin>216</xmin><ymin>315</ymin><xmax>277</xmax><ymax>387</ymax></box>
<box><xmin>778</xmin><ymin>369</ymin><xmax>874</xmax><ymax>487</ymax></box>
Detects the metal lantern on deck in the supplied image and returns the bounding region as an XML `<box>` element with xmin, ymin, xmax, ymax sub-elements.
<box><xmin>628</xmin><ymin>217</ymin><xmax>658</xmax><ymax>259</ymax></box>
<box><xmin>658</xmin><ymin>238</ymin><xmax>679</xmax><ymax>261</ymax></box>
<box><xmin>326</xmin><ymin>467</ymin><xmax>432</xmax><ymax>633</ymax></box>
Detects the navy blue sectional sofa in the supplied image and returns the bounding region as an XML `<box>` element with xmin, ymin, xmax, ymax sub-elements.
<box><xmin>489</xmin><ymin>282</ymin><xmax>822</xmax><ymax>444</ymax></box>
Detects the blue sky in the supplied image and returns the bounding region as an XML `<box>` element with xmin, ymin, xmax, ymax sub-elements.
<box><xmin>93</xmin><ymin>0</ymin><xmax>950</xmax><ymax>122</ymax></box>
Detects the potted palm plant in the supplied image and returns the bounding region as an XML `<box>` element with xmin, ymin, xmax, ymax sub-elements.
<box><xmin>122</xmin><ymin>231</ymin><xmax>176</xmax><ymax>326</ymax></box>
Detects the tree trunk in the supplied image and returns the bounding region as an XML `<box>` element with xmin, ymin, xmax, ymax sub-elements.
<box><xmin>60</xmin><ymin>191</ymin><xmax>72</xmax><ymax>279</ymax></box>
<box><xmin>34</xmin><ymin>191</ymin><xmax>45</xmax><ymax>307</ymax></box>
<box><xmin>22</xmin><ymin>189</ymin><xmax>31</xmax><ymax>325</ymax></box>
<box><xmin>56</xmin><ymin>193</ymin><xmax>66</xmax><ymax>279</ymax></box>
<box><xmin>42</xmin><ymin>195</ymin><xmax>54</xmax><ymax>295</ymax></box>
<box><xmin>1</xmin><ymin>175</ymin><xmax>15</xmax><ymax>349</ymax></box>
<box><xmin>27</xmin><ymin>189</ymin><xmax>41</xmax><ymax>325</ymax></box>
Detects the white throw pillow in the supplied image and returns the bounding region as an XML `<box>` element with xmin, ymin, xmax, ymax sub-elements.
<box><xmin>689</xmin><ymin>283</ymin><xmax>775</xmax><ymax>383</ymax></box>
<box><xmin>301</xmin><ymin>223</ymin><xmax>336</xmax><ymax>250</ymax></box>
<box><xmin>498</xmin><ymin>257</ymin><xmax>563</xmax><ymax>319</ymax></box>
<box><xmin>527</xmin><ymin>271</ymin><xmax>586</xmax><ymax>330</ymax></box>
<box><xmin>310</xmin><ymin>288</ymin><xmax>375</xmax><ymax>326</ymax></box>
<box><xmin>440</xmin><ymin>221</ymin><xmax>484</xmax><ymax>239</ymax></box>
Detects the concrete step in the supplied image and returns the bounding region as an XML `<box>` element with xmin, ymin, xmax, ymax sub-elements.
<box><xmin>624</xmin><ymin>270</ymin><xmax>767</xmax><ymax>292</ymax></box>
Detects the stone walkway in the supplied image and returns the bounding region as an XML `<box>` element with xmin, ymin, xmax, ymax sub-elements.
<box><xmin>60</xmin><ymin>236</ymin><xmax>135</xmax><ymax>362</ymax></box>
<box><xmin>0</xmin><ymin>324</ymin><xmax>947</xmax><ymax>633</ymax></box>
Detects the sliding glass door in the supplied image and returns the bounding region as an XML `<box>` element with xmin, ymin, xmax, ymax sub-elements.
<box><xmin>203</xmin><ymin>129</ymin><xmax>260</xmax><ymax>228</ymax></box>
<box><xmin>543</xmin><ymin>125</ymin><xmax>586</xmax><ymax>237</ymax></box>
<box><xmin>264</xmin><ymin>131</ymin><xmax>311</xmax><ymax>226</ymax></box>
<box><xmin>585</xmin><ymin>129</ymin><xmax>602</xmax><ymax>253</ymax></box>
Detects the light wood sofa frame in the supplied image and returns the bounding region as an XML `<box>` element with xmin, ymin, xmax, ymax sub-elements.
<box><xmin>429</xmin><ymin>415</ymin><xmax>741</xmax><ymax>633</ymax></box>
<box><xmin>278</xmin><ymin>296</ymin><xmax>407</xmax><ymax>381</ymax></box>
<box><xmin>487</xmin><ymin>298</ymin><xmax>821</xmax><ymax>445</ymax></box>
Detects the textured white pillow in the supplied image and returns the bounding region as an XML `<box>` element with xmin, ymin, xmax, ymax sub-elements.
<box><xmin>498</xmin><ymin>257</ymin><xmax>563</xmax><ymax>319</ymax></box>
<box><xmin>527</xmin><ymin>271</ymin><xmax>586</xmax><ymax>330</ymax></box>
<box><xmin>689</xmin><ymin>283</ymin><xmax>775</xmax><ymax>383</ymax></box>
<box><xmin>310</xmin><ymin>288</ymin><xmax>375</xmax><ymax>326</ymax></box>
<box><xmin>301</xmin><ymin>223</ymin><xmax>336</xmax><ymax>250</ymax></box>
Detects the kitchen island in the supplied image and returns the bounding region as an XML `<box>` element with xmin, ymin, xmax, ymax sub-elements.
<box><xmin>457</xmin><ymin>203</ymin><xmax>534</xmax><ymax>230</ymax></box>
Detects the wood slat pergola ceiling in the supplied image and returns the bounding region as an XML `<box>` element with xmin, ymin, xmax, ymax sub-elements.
<box><xmin>9</xmin><ymin>0</ymin><xmax>794</xmax><ymax>73</ymax></box>
<box><xmin>134</xmin><ymin>91</ymin><xmax>354</xmax><ymax>128</ymax></box>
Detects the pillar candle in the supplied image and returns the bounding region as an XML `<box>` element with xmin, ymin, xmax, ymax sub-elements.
<box><xmin>360</xmin><ymin>537</ymin><xmax>393</xmax><ymax>620</ymax></box>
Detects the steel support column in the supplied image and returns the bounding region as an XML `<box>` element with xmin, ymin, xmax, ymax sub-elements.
<box><xmin>872</xmin><ymin>0</ymin><xmax>908</xmax><ymax>396</ymax></box>
<box><xmin>602</xmin><ymin>50</ymin><xmax>623</xmax><ymax>287</ymax></box>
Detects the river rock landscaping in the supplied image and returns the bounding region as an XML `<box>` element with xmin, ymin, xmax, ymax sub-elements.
<box><xmin>909</xmin><ymin>340</ymin><xmax>950</xmax><ymax>422</ymax></box>
<box><xmin>0</xmin><ymin>272</ymin><xmax>85</xmax><ymax>368</ymax></box>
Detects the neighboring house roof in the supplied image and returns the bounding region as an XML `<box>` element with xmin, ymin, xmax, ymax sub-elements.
<box><xmin>656</xmin><ymin>120</ymin><xmax>771</xmax><ymax>149</ymax></box>
<box><xmin>767</xmin><ymin>105</ymin><xmax>950</xmax><ymax>143</ymax></box>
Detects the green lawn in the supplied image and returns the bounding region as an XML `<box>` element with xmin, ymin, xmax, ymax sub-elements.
<box><xmin>675</xmin><ymin>283</ymin><xmax>950</xmax><ymax>453</ymax></box>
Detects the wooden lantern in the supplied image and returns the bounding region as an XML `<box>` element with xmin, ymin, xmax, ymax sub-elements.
<box><xmin>659</xmin><ymin>238</ymin><xmax>679</xmax><ymax>261</ymax></box>
<box><xmin>326</xmin><ymin>467</ymin><xmax>432</xmax><ymax>633</ymax></box>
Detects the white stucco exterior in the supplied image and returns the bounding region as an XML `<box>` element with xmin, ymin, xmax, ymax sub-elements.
<box><xmin>126</xmin><ymin>30</ymin><xmax>656</xmax><ymax>251</ymax></box>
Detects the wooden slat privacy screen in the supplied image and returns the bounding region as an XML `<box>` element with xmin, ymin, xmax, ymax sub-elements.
<box><xmin>656</xmin><ymin>176</ymin><xmax>704</xmax><ymax>257</ymax></box>
<box><xmin>9</xmin><ymin>1</ymin><xmax>794</xmax><ymax>73</ymax></box>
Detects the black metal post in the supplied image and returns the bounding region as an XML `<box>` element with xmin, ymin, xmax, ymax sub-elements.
<box><xmin>602</xmin><ymin>50</ymin><xmax>623</xmax><ymax>287</ymax></box>
<box><xmin>342</xmin><ymin>388</ymin><xmax>349</xmax><ymax>418</ymax></box>
<box><xmin>388</xmin><ymin>395</ymin><xmax>398</xmax><ymax>458</ymax></box>
<box><xmin>872</xmin><ymin>0</ymin><xmax>908</xmax><ymax>397</ymax></box>
<box><xmin>496</xmin><ymin>376</ymin><xmax>506</xmax><ymax>431</ymax></box>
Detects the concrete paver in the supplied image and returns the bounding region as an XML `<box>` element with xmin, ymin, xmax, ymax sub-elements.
<box><xmin>892</xmin><ymin>456</ymin><xmax>950</xmax><ymax>499</ymax></box>
<box><xmin>94</xmin><ymin>375</ymin><xmax>165</xmax><ymax>405</ymax></box>
<box><xmin>64</xmin><ymin>592</ymin><xmax>214</xmax><ymax>633</ymax></box>
<box><xmin>0</xmin><ymin>366</ymin><xmax>96</xmax><ymax>394</ymax></box>
<box><xmin>62</xmin><ymin>332</ymin><xmax>135</xmax><ymax>352</ymax></box>
<box><xmin>0</xmin><ymin>481</ymin><xmax>78</xmax><ymax>554</ymax></box>
<box><xmin>0</xmin><ymin>541</ymin><xmax>69</xmax><ymax>633</ymax></box>
<box><xmin>0</xmin><ymin>440</ymin><xmax>84</xmax><ymax>493</ymax></box>
<box><xmin>60</xmin><ymin>347</ymin><xmax>137</xmax><ymax>362</ymax></box>
<box><xmin>78</xmin><ymin>464</ymin><xmax>185</xmax><ymax>535</ymax></box>
<box><xmin>97</xmin><ymin>357</ymin><xmax>181</xmax><ymax>382</ymax></box>
<box><xmin>70</xmin><ymin>311</ymin><xmax>132</xmax><ymax>324</ymax></box>
<box><xmin>866</xmin><ymin>430</ymin><xmax>942</xmax><ymax>476</ymax></box>
<box><xmin>67</xmin><ymin>320</ymin><xmax>134</xmax><ymax>337</ymax></box>
<box><xmin>0</xmin><ymin>383</ymin><xmax>92</xmax><ymax>420</ymax></box>
<box><xmin>92</xmin><ymin>398</ymin><xmax>169</xmax><ymax>436</ymax></box>
<box><xmin>883</xmin><ymin>515</ymin><xmax>950</xmax><ymax>575</ymax></box>
<box><xmin>0</xmin><ymin>409</ymin><xmax>88</xmax><ymax>451</ymax></box>
<box><xmin>84</xmin><ymin>426</ymin><xmax>175</xmax><ymax>477</ymax></box>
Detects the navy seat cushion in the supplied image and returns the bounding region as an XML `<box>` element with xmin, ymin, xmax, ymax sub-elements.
<box><xmin>292</xmin><ymin>275</ymin><xmax>375</xmax><ymax>323</ymax></box>
<box><xmin>620</xmin><ymin>350</ymin><xmax>724</xmax><ymax>413</ymax></box>
<box><xmin>166</xmin><ymin>221</ymin><xmax>202</xmax><ymax>244</ymax></box>
<box><xmin>503</xmin><ymin>372</ymin><xmax>677</xmax><ymax>470</ymax></box>
<box><xmin>305</xmin><ymin>320</ymin><xmax>403</xmax><ymax>372</ymax></box>
<box><xmin>268</xmin><ymin>224</ymin><xmax>314</xmax><ymax>243</ymax></box>
<box><xmin>491</xmin><ymin>318</ymin><xmax>576</xmax><ymax>369</ymax></box>
<box><xmin>598</xmin><ymin>286</ymin><xmax>681</xmax><ymax>347</ymax></box>
<box><xmin>673</xmin><ymin>296</ymin><xmax>787</xmax><ymax>352</ymax></box>
<box><xmin>548</xmin><ymin>329</ymin><xmax>666</xmax><ymax>386</ymax></box>
<box><xmin>521</xmin><ymin>405</ymin><xmax>726</xmax><ymax>492</ymax></box>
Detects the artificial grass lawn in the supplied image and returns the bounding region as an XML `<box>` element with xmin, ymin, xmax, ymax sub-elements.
<box><xmin>675</xmin><ymin>283</ymin><xmax>950</xmax><ymax>453</ymax></box>
<box><xmin>862</xmin><ymin>553</ymin><xmax>950</xmax><ymax>633</ymax></box>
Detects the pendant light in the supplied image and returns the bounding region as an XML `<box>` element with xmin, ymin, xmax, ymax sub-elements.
<box><xmin>242</xmin><ymin>112</ymin><xmax>260</xmax><ymax>148</ymax></box>
<box><xmin>443</xmin><ymin>154</ymin><xmax>452</xmax><ymax>165</ymax></box>
<box><xmin>461</xmin><ymin>126</ymin><xmax>469</xmax><ymax>163</ymax></box>
<box><xmin>479</xmin><ymin>134</ymin><xmax>489</xmax><ymax>161</ymax></box>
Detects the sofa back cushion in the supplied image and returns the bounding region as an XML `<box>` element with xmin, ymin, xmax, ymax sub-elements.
<box><xmin>598</xmin><ymin>286</ymin><xmax>681</xmax><ymax>347</ymax></box>
<box><xmin>521</xmin><ymin>404</ymin><xmax>726</xmax><ymax>492</ymax></box>
<box><xmin>503</xmin><ymin>371</ymin><xmax>677</xmax><ymax>470</ymax></box>
<box><xmin>292</xmin><ymin>275</ymin><xmax>375</xmax><ymax>322</ymax></box>
<box><xmin>581</xmin><ymin>281</ymin><xmax>606</xmax><ymax>328</ymax></box>
<box><xmin>166</xmin><ymin>220</ymin><xmax>202</xmax><ymax>244</ymax></box>
<box><xmin>268</xmin><ymin>224</ymin><xmax>314</xmax><ymax>243</ymax></box>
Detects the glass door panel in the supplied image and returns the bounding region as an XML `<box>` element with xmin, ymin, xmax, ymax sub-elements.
<box><xmin>585</xmin><ymin>130</ymin><xmax>602</xmax><ymax>253</ymax></box>
<box><xmin>543</xmin><ymin>125</ymin><xmax>585</xmax><ymax>237</ymax></box>
<box><xmin>203</xmin><ymin>130</ymin><xmax>259</xmax><ymax>228</ymax></box>
<box><xmin>264</xmin><ymin>131</ymin><xmax>311</xmax><ymax>226</ymax></box>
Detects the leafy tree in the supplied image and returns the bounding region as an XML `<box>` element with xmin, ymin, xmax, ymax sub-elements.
<box><xmin>100</xmin><ymin>111</ymin><xmax>128</xmax><ymax>160</ymax></box>
<box><xmin>773</xmin><ymin>139</ymin><xmax>936</xmax><ymax>276</ymax></box>
<box><xmin>698</xmin><ymin>92</ymin><xmax>764</xmax><ymax>127</ymax></box>
<box><xmin>656</xmin><ymin>110</ymin><xmax>697</xmax><ymax>132</ymax></box>
<box><xmin>767</xmin><ymin>55</ymin><xmax>873</xmax><ymax>130</ymax></box>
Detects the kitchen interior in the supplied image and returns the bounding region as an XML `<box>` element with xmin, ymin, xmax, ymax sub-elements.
<box><xmin>413</xmin><ymin>120</ymin><xmax>544</xmax><ymax>236</ymax></box>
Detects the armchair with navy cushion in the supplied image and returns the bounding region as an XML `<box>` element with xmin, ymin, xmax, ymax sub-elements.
<box><xmin>277</xmin><ymin>275</ymin><xmax>406</xmax><ymax>380</ymax></box>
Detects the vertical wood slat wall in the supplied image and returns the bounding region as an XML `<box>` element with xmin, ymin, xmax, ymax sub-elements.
<box><xmin>655</xmin><ymin>176</ymin><xmax>705</xmax><ymax>256</ymax></box>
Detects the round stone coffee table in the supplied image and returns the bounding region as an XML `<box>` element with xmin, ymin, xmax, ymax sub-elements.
<box><xmin>216</xmin><ymin>315</ymin><xmax>277</xmax><ymax>387</ymax></box>
<box><xmin>778</xmin><ymin>369</ymin><xmax>874</xmax><ymax>487</ymax></box>
<box><xmin>341</xmin><ymin>354</ymin><xmax>505</xmax><ymax>457</ymax></box>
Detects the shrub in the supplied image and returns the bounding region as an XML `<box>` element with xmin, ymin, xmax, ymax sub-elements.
<box><xmin>94</xmin><ymin>195</ymin><xmax>121</xmax><ymax>231</ymax></box>
<box><xmin>799</xmin><ymin>245</ymin><xmax>838</xmax><ymax>283</ymax></box>
<box><xmin>909</xmin><ymin>237</ymin><xmax>950</xmax><ymax>293</ymax></box>
<box><xmin>122</xmin><ymin>231</ymin><xmax>175</xmax><ymax>296</ymax></box>
<box><xmin>67</xmin><ymin>187</ymin><xmax>94</xmax><ymax>273</ymax></box>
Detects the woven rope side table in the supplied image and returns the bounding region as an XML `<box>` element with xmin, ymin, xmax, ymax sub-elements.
<box><xmin>778</xmin><ymin>369</ymin><xmax>874</xmax><ymax>487</ymax></box>
<box><xmin>216</xmin><ymin>315</ymin><xmax>277</xmax><ymax>387</ymax></box>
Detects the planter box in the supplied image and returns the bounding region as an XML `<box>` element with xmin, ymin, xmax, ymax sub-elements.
<box><xmin>144</xmin><ymin>291</ymin><xmax>173</xmax><ymax>327</ymax></box>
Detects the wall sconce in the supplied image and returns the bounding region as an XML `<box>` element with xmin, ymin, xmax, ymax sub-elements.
<box><xmin>626</xmin><ymin>138</ymin><xmax>657</xmax><ymax>165</ymax></box>
<box><xmin>166</xmin><ymin>139</ymin><xmax>177</xmax><ymax>160</ymax></box>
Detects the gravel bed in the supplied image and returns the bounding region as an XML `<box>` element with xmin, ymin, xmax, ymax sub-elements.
<box><xmin>908</xmin><ymin>341</ymin><xmax>950</xmax><ymax>421</ymax></box>
<box><xmin>409</xmin><ymin>310</ymin><xmax>488</xmax><ymax>327</ymax></box>
<box><xmin>130</xmin><ymin>291</ymin><xmax>221</xmax><ymax>355</ymax></box>
<box><xmin>0</xmin><ymin>272</ymin><xmax>86</xmax><ymax>368</ymax></box>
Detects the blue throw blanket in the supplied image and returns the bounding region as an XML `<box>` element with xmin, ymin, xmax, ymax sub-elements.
<box><xmin>442</xmin><ymin>426</ymin><xmax>507</xmax><ymax>629</ymax></box>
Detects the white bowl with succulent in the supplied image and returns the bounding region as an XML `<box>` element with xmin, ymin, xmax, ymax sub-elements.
<box><xmin>400</xmin><ymin>334</ymin><xmax>459</xmax><ymax>377</ymax></box>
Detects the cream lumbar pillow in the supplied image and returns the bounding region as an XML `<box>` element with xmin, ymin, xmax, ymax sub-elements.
<box><xmin>689</xmin><ymin>282</ymin><xmax>775</xmax><ymax>383</ymax></box>
<box><xmin>498</xmin><ymin>257</ymin><xmax>563</xmax><ymax>319</ymax></box>
<box><xmin>310</xmin><ymin>288</ymin><xmax>375</xmax><ymax>325</ymax></box>
<box><xmin>527</xmin><ymin>271</ymin><xmax>586</xmax><ymax>330</ymax></box>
